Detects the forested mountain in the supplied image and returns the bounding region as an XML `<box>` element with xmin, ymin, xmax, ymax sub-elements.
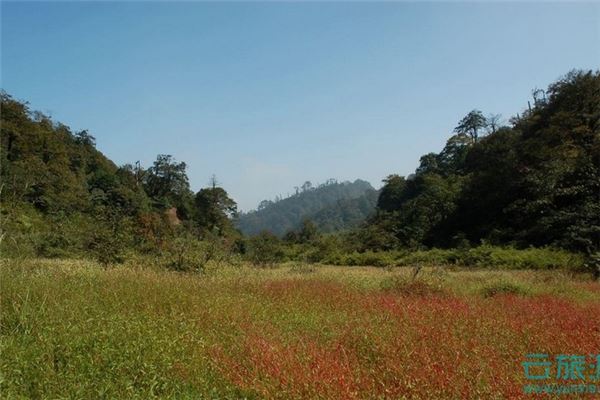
<box><xmin>237</xmin><ymin>180</ymin><xmax>377</xmax><ymax>236</ymax></box>
<box><xmin>310</xmin><ymin>189</ymin><xmax>379</xmax><ymax>232</ymax></box>
<box><xmin>0</xmin><ymin>92</ymin><xmax>239</xmax><ymax>261</ymax></box>
<box><xmin>362</xmin><ymin>70</ymin><xmax>599</xmax><ymax>254</ymax></box>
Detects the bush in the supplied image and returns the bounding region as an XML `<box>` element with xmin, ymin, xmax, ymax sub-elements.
<box><xmin>584</xmin><ymin>252</ymin><xmax>600</xmax><ymax>279</ymax></box>
<box><xmin>300</xmin><ymin>245</ymin><xmax>585</xmax><ymax>271</ymax></box>
<box><xmin>87</xmin><ymin>229</ymin><xmax>126</xmax><ymax>266</ymax></box>
<box><xmin>330</xmin><ymin>251</ymin><xmax>396</xmax><ymax>267</ymax></box>
<box><xmin>393</xmin><ymin>246</ymin><xmax>584</xmax><ymax>270</ymax></box>
<box><xmin>163</xmin><ymin>241</ymin><xmax>206</xmax><ymax>272</ymax></box>
<box><xmin>304</xmin><ymin>235</ymin><xmax>343</xmax><ymax>263</ymax></box>
<box><xmin>245</xmin><ymin>231</ymin><xmax>286</xmax><ymax>267</ymax></box>
<box><xmin>461</xmin><ymin>246</ymin><xmax>584</xmax><ymax>270</ymax></box>
<box><xmin>481</xmin><ymin>281</ymin><xmax>530</xmax><ymax>298</ymax></box>
<box><xmin>161</xmin><ymin>233</ymin><xmax>234</xmax><ymax>272</ymax></box>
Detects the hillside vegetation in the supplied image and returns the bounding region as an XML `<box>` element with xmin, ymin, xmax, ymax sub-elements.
<box><xmin>236</xmin><ymin>179</ymin><xmax>377</xmax><ymax>236</ymax></box>
<box><xmin>0</xmin><ymin>92</ymin><xmax>240</xmax><ymax>262</ymax></box>
<box><xmin>1</xmin><ymin>70</ymin><xmax>599</xmax><ymax>273</ymax></box>
<box><xmin>358</xmin><ymin>70</ymin><xmax>599</xmax><ymax>258</ymax></box>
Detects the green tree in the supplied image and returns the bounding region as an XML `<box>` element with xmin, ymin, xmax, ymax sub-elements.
<box><xmin>297</xmin><ymin>218</ymin><xmax>318</xmax><ymax>243</ymax></box>
<box><xmin>506</xmin><ymin>70</ymin><xmax>600</xmax><ymax>252</ymax></box>
<box><xmin>143</xmin><ymin>154</ymin><xmax>193</xmax><ymax>219</ymax></box>
<box><xmin>416</xmin><ymin>153</ymin><xmax>440</xmax><ymax>175</ymax></box>
<box><xmin>376</xmin><ymin>175</ymin><xmax>407</xmax><ymax>212</ymax></box>
<box><xmin>454</xmin><ymin>110</ymin><xmax>487</xmax><ymax>143</ymax></box>
<box><xmin>437</xmin><ymin>133</ymin><xmax>472</xmax><ymax>174</ymax></box>
<box><xmin>194</xmin><ymin>185</ymin><xmax>238</xmax><ymax>236</ymax></box>
<box><xmin>450</xmin><ymin>127</ymin><xmax>520</xmax><ymax>243</ymax></box>
<box><xmin>245</xmin><ymin>231</ymin><xmax>285</xmax><ymax>266</ymax></box>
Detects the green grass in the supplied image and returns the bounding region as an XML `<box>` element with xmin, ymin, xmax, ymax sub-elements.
<box><xmin>1</xmin><ymin>259</ymin><xmax>598</xmax><ymax>399</ymax></box>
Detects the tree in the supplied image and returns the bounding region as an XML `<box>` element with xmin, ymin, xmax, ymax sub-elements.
<box><xmin>377</xmin><ymin>175</ymin><xmax>407</xmax><ymax>212</ymax></box>
<box><xmin>245</xmin><ymin>231</ymin><xmax>285</xmax><ymax>266</ymax></box>
<box><xmin>486</xmin><ymin>114</ymin><xmax>502</xmax><ymax>134</ymax></box>
<box><xmin>416</xmin><ymin>153</ymin><xmax>440</xmax><ymax>175</ymax></box>
<box><xmin>74</xmin><ymin>130</ymin><xmax>96</xmax><ymax>147</ymax></box>
<box><xmin>386</xmin><ymin>174</ymin><xmax>464</xmax><ymax>247</ymax></box>
<box><xmin>194</xmin><ymin>185</ymin><xmax>238</xmax><ymax>236</ymax></box>
<box><xmin>301</xmin><ymin>181</ymin><xmax>313</xmax><ymax>192</ymax></box>
<box><xmin>505</xmin><ymin>70</ymin><xmax>600</xmax><ymax>252</ymax></box>
<box><xmin>454</xmin><ymin>110</ymin><xmax>487</xmax><ymax>143</ymax></box>
<box><xmin>144</xmin><ymin>155</ymin><xmax>189</xmax><ymax>199</ymax></box>
<box><xmin>297</xmin><ymin>218</ymin><xmax>318</xmax><ymax>243</ymax></box>
<box><xmin>143</xmin><ymin>154</ymin><xmax>193</xmax><ymax>218</ymax></box>
<box><xmin>437</xmin><ymin>133</ymin><xmax>472</xmax><ymax>174</ymax></box>
<box><xmin>258</xmin><ymin>200</ymin><xmax>273</xmax><ymax>210</ymax></box>
<box><xmin>450</xmin><ymin>127</ymin><xmax>521</xmax><ymax>243</ymax></box>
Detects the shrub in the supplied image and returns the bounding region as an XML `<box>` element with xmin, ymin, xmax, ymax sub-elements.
<box><xmin>334</xmin><ymin>251</ymin><xmax>396</xmax><ymax>267</ymax></box>
<box><xmin>245</xmin><ymin>231</ymin><xmax>286</xmax><ymax>267</ymax></box>
<box><xmin>162</xmin><ymin>234</ymin><xmax>225</xmax><ymax>272</ymax></box>
<box><xmin>87</xmin><ymin>229</ymin><xmax>126</xmax><ymax>266</ymax></box>
<box><xmin>393</xmin><ymin>246</ymin><xmax>585</xmax><ymax>270</ymax></box>
<box><xmin>481</xmin><ymin>281</ymin><xmax>530</xmax><ymax>298</ymax></box>
<box><xmin>464</xmin><ymin>246</ymin><xmax>584</xmax><ymax>270</ymax></box>
<box><xmin>304</xmin><ymin>235</ymin><xmax>343</xmax><ymax>263</ymax></box>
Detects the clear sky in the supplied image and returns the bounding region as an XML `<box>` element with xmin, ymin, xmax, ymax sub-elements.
<box><xmin>2</xmin><ymin>1</ymin><xmax>599</xmax><ymax>211</ymax></box>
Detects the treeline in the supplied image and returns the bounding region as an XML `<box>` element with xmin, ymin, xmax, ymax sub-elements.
<box><xmin>1</xmin><ymin>69</ymin><xmax>598</xmax><ymax>271</ymax></box>
<box><xmin>237</xmin><ymin>179</ymin><xmax>377</xmax><ymax>236</ymax></box>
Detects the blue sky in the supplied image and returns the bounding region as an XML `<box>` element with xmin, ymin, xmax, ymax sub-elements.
<box><xmin>2</xmin><ymin>2</ymin><xmax>599</xmax><ymax>211</ymax></box>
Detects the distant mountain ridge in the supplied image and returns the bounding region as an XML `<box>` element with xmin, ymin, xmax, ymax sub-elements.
<box><xmin>236</xmin><ymin>179</ymin><xmax>377</xmax><ymax>236</ymax></box>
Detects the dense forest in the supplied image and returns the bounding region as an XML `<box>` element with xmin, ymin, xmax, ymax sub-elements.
<box><xmin>1</xmin><ymin>69</ymin><xmax>598</xmax><ymax>271</ymax></box>
<box><xmin>365</xmin><ymin>70</ymin><xmax>599</xmax><ymax>254</ymax></box>
<box><xmin>237</xmin><ymin>180</ymin><xmax>377</xmax><ymax>236</ymax></box>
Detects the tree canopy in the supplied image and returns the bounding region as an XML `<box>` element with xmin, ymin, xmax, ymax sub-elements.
<box><xmin>368</xmin><ymin>70</ymin><xmax>600</xmax><ymax>253</ymax></box>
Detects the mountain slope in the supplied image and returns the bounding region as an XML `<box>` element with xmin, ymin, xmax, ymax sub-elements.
<box><xmin>0</xmin><ymin>92</ymin><xmax>154</xmax><ymax>257</ymax></box>
<box><xmin>236</xmin><ymin>180</ymin><xmax>377</xmax><ymax>236</ymax></box>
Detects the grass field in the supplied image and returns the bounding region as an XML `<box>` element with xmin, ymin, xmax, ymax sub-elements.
<box><xmin>2</xmin><ymin>259</ymin><xmax>599</xmax><ymax>399</ymax></box>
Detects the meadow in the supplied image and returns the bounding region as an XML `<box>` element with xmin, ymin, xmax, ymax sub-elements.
<box><xmin>1</xmin><ymin>259</ymin><xmax>599</xmax><ymax>399</ymax></box>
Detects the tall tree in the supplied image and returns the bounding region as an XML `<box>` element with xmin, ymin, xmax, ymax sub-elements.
<box><xmin>143</xmin><ymin>154</ymin><xmax>193</xmax><ymax>218</ymax></box>
<box><xmin>437</xmin><ymin>133</ymin><xmax>472</xmax><ymax>174</ymax></box>
<box><xmin>377</xmin><ymin>175</ymin><xmax>407</xmax><ymax>212</ymax></box>
<box><xmin>297</xmin><ymin>218</ymin><xmax>318</xmax><ymax>243</ymax></box>
<box><xmin>454</xmin><ymin>110</ymin><xmax>487</xmax><ymax>143</ymax></box>
<box><xmin>486</xmin><ymin>114</ymin><xmax>502</xmax><ymax>134</ymax></box>
<box><xmin>194</xmin><ymin>185</ymin><xmax>238</xmax><ymax>236</ymax></box>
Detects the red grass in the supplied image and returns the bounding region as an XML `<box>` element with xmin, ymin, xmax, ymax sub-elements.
<box><xmin>210</xmin><ymin>280</ymin><xmax>600</xmax><ymax>399</ymax></box>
